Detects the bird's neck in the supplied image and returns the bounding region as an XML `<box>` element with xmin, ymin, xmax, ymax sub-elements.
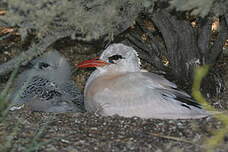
<box><xmin>85</xmin><ymin>64</ymin><xmax>140</xmax><ymax>92</ymax></box>
<box><xmin>87</xmin><ymin>68</ymin><xmax>124</xmax><ymax>86</ymax></box>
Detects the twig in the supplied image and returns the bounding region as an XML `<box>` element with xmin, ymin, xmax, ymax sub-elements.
<box><xmin>0</xmin><ymin>10</ymin><xmax>6</xmax><ymax>15</ymax></box>
<box><xmin>150</xmin><ymin>133</ymin><xmax>195</xmax><ymax>145</ymax></box>
<box><xmin>0</xmin><ymin>65</ymin><xmax>19</xmax><ymax>119</ymax></box>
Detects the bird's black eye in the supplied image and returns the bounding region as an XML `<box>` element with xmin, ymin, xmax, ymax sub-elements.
<box><xmin>38</xmin><ymin>62</ymin><xmax>50</xmax><ymax>69</ymax></box>
<box><xmin>108</xmin><ymin>54</ymin><xmax>124</xmax><ymax>63</ymax></box>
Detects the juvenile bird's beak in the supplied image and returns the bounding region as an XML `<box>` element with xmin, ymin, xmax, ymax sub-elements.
<box><xmin>77</xmin><ymin>57</ymin><xmax>111</xmax><ymax>68</ymax></box>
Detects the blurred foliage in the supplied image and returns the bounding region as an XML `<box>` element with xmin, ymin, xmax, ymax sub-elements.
<box><xmin>192</xmin><ymin>65</ymin><xmax>228</xmax><ymax>152</ymax></box>
<box><xmin>0</xmin><ymin>0</ymin><xmax>147</xmax><ymax>41</ymax></box>
<box><xmin>170</xmin><ymin>0</ymin><xmax>227</xmax><ymax>17</ymax></box>
<box><xmin>0</xmin><ymin>0</ymin><xmax>227</xmax><ymax>42</ymax></box>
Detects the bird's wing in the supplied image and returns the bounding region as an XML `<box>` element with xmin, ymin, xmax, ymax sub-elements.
<box><xmin>60</xmin><ymin>81</ymin><xmax>85</xmax><ymax>111</ymax></box>
<box><xmin>87</xmin><ymin>72</ymin><xmax>208</xmax><ymax>119</ymax></box>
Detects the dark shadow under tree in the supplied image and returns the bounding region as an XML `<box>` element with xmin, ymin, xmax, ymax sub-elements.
<box><xmin>117</xmin><ymin>10</ymin><xmax>228</xmax><ymax>97</ymax></box>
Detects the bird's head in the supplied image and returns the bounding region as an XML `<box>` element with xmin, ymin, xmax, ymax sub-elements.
<box><xmin>30</xmin><ymin>50</ymin><xmax>72</xmax><ymax>81</ymax></box>
<box><xmin>77</xmin><ymin>43</ymin><xmax>141</xmax><ymax>73</ymax></box>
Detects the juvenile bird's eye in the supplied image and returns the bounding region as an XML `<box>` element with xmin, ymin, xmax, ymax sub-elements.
<box><xmin>39</xmin><ymin>62</ymin><xmax>50</xmax><ymax>69</ymax></box>
<box><xmin>108</xmin><ymin>54</ymin><xmax>124</xmax><ymax>63</ymax></box>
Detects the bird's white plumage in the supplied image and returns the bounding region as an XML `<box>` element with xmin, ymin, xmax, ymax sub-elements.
<box><xmin>84</xmin><ymin>43</ymin><xmax>209</xmax><ymax>119</ymax></box>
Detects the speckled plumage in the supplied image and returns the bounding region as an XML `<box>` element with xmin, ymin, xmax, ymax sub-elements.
<box><xmin>10</xmin><ymin>50</ymin><xmax>84</xmax><ymax>112</ymax></box>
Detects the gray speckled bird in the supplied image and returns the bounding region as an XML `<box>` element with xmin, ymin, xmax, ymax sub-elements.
<box><xmin>10</xmin><ymin>50</ymin><xmax>84</xmax><ymax>112</ymax></box>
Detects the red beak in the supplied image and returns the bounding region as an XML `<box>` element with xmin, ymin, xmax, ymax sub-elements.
<box><xmin>76</xmin><ymin>57</ymin><xmax>111</xmax><ymax>68</ymax></box>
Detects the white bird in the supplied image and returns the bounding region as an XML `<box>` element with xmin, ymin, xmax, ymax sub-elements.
<box><xmin>10</xmin><ymin>50</ymin><xmax>84</xmax><ymax>112</ymax></box>
<box><xmin>77</xmin><ymin>43</ymin><xmax>209</xmax><ymax>119</ymax></box>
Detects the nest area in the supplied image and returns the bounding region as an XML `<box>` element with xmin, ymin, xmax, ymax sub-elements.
<box><xmin>0</xmin><ymin>1</ymin><xmax>228</xmax><ymax>151</ymax></box>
